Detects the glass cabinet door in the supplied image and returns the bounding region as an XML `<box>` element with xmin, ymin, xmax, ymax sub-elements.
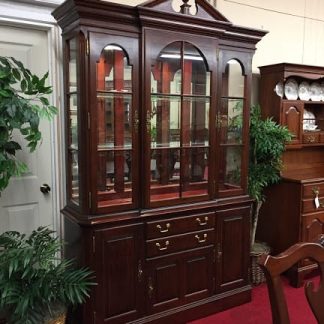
<box><xmin>95</xmin><ymin>44</ymin><xmax>134</xmax><ymax>208</ymax></box>
<box><xmin>66</xmin><ymin>37</ymin><xmax>79</xmax><ymax>205</ymax></box>
<box><xmin>149</xmin><ymin>41</ymin><xmax>210</xmax><ymax>204</ymax></box>
<box><xmin>218</xmin><ymin>59</ymin><xmax>246</xmax><ymax>196</ymax></box>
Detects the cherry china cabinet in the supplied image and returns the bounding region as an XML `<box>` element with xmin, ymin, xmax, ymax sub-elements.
<box><xmin>257</xmin><ymin>63</ymin><xmax>324</xmax><ymax>287</ymax></box>
<box><xmin>52</xmin><ymin>0</ymin><xmax>266</xmax><ymax>322</ymax></box>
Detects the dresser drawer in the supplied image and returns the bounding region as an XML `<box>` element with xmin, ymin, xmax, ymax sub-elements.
<box><xmin>302</xmin><ymin>198</ymin><xmax>324</xmax><ymax>214</ymax></box>
<box><xmin>303</xmin><ymin>182</ymin><xmax>324</xmax><ymax>199</ymax></box>
<box><xmin>146</xmin><ymin>212</ymin><xmax>215</xmax><ymax>239</ymax></box>
<box><xmin>146</xmin><ymin>229</ymin><xmax>215</xmax><ymax>258</ymax></box>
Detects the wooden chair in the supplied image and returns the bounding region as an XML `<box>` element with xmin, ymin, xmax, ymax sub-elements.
<box><xmin>258</xmin><ymin>242</ymin><xmax>324</xmax><ymax>324</ymax></box>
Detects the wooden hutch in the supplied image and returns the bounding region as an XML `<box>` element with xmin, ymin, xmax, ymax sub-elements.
<box><xmin>257</xmin><ymin>63</ymin><xmax>324</xmax><ymax>287</ymax></box>
<box><xmin>52</xmin><ymin>0</ymin><xmax>266</xmax><ymax>322</ymax></box>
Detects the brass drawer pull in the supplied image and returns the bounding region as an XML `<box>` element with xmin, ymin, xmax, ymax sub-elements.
<box><xmin>312</xmin><ymin>187</ymin><xmax>324</xmax><ymax>208</ymax></box>
<box><xmin>195</xmin><ymin>233</ymin><xmax>207</xmax><ymax>243</ymax></box>
<box><xmin>196</xmin><ymin>216</ymin><xmax>208</xmax><ymax>226</ymax></box>
<box><xmin>156</xmin><ymin>223</ymin><xmax>170</xmax><ymax>233</ymax></box>
<box><xmin>156</xmin><ymin>240</ymin><xmax>169</xmax><ymax>251</ymax></box>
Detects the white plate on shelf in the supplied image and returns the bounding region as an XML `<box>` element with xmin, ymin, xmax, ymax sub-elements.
<box><xmin>298</xmin><ymin>81</ymin><xmax>311</xmax><ymax>101</ymax></box>
<box><xmin>284</xmin><ymin>78</ymin><xmax>298</xmax><ymax>100</ymax></box>
<box><xmin>310</xmin><ymin>82</ymin><xmax>321</xmax><ymax>101</ymax></box>
<box><xmin>274</xmin><ymin>81</ymin><xmax>283</xmax><ymax>98</ymax></box>
<box><xmin>320</xmin><ymin>82</ymin><xmax>324</xmax><ymax>101</ymax></box>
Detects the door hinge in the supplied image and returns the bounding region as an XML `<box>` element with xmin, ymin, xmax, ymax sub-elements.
<box><xmin>86</xmin><ymin>38</ymin><xmax>90</xmax><ymax>56</ymax></box>
<box><xmin>88</xmin><ymin>111</ymin><xmax>91</xmax><ymax>129</ymax></box>
<box><xmin>93</xmin><ymin>311</ymin><xmax>96</xmax><ymax>324</ymax></box>
<box><xmin>213</xmin><ymin>248</ymin><xmax>216</xmax><ymax>263</ymax></box>
<box><xmin>92</xmin><ymin>235</ymin><xmax>95</xmax><ymax>254</ymax></box>
<box><xmin>216</xmin><ymin>48</ymin><xmax>219</xmax><ymax>62</ymax></box>
<box><xmin>89</xmin><ymin>191</ymin><xmax>92</xmax><ymax>209</ymax></box>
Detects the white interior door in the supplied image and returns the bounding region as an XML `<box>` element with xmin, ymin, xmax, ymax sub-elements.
<box><xmin>0</xmin><ymin>25</ymin><xmax>56</xmax><ymax>235</ymax></box>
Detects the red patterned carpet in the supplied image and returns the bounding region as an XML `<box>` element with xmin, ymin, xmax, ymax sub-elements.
<box><xmin>188</xmin><ymin>277</ymin><xmax>319</xmax><ymax>324</ymax></box>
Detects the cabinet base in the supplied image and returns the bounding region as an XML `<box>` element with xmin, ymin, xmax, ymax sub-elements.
<box><xmin>130</xmin><ymin>286</ymin><xmax>251</xmax><ymax>324</ymax></box>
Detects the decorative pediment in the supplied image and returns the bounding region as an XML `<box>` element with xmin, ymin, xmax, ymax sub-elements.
<box><xmin>140</xmin><ymin>0</ymin><xmax>229</xmax><ymax>22</ymax></box>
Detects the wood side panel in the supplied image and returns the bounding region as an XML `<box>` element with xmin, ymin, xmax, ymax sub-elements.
<box><xmin>257</xmin><ymin>181</ymin><xmax>302</xmax><ymax>254</ymax></box>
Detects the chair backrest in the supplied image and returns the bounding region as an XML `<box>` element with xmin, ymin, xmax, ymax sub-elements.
<box><xmin>258</xmin><ymin>242</ymin><xmax>324</xmax><ymax>324</ymax></box>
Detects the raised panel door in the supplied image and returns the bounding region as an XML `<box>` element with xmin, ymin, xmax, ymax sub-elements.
<box><xmin>183</xmin><ymin>247</ymin><xmax>214</xmax><ymax>304</ymax></box>
<box><xmin>94</xmin><ymin>224</ymin><xmax>144</xmax><ymax>323</ymax></box>
<box><xmin>216</xmin><ymin>206</ymin><xmax>250</xmax><ymax>292</ymax></box>
<box><xmin>0</xmin><ymin>25</ymin><xmax>55</xmax><ymax>235</ymax></box>
<box><xmin>281</xmin><ymin>101</ymin><xmax>303</xmax><ymax>145</ymax></box>
<box><xmin>146</xmin><ymin>248</ymin><xmax>214</xmax><ymax>314</ymax></box>
<box><xmin>146</xmin><ymin>254</ymin><xmax>182</xmax><ymax>314</ymax></box>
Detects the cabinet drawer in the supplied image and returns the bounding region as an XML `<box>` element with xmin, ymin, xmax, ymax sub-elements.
<box><xmin>302</xmin><ymin>198</ymin><xmax>324</xmax><ymax>214</ymax></box>
<box><xmin>303</xmin><ymin>182</ymin><xmax>324</xmax><ymax>199</ymax></box>
<box><xmin>146</xmin><ymin>212</ymin><xmax>215</xmax><ymax>239</ymax></box>
<box><xmin>146</xmin><ymin>229</ymin><xmax>214</xmax><ymax>258</ymax></box>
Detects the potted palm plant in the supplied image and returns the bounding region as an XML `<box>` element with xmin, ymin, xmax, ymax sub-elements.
<box><xmin>0</xmin><ymin>226</ymin><xmax>95</xmax><ymax>324</ymax></box>
<box><xmin>248</xmin><ymin>105</ymin><xmax>292</xmax><ymax>284</ymax></box>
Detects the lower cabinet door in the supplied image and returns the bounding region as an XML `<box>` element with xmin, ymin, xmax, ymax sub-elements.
<box><xmin>215</xmin><ymin>206</ymin><xmax>250</xmax><ymax>292</ymax></box>
<box><xmin>146</xmin><ymin>247</ymin><xmax>214</xmax><ymax>314</ymax></box>
<box><xmin>94</xmin><ymin>223</ymin><xmax>145</xmax><ymax>323</ymax></box>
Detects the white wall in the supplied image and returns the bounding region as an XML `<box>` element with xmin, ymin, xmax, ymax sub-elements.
<box><xmin>106</xmin><ymin>0</ymin><xmax>324</xmax><ymax>73</ymax></box>
<box><xmin>217</xmin><ymin>0</ymin><xmax>324</xmax><ymax>72</ymax></box>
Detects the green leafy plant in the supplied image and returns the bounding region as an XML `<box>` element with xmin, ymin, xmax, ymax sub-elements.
<box><xmin>0</xmin><ymin>227</ymin><xmax>95</xmax><ymax>324</ymax></box>
<box><xmin>248</xmin><ymin>105</ymin><xmax>292</xmax><ymax>249</ymax></box>
<box><xmin>0</xmin><ymin>56</ymin><xmax>57</xmax><ymax>192</ymax></box>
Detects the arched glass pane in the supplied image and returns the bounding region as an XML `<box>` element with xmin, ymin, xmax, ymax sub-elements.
<box><xmin>222</xmin><ymin>59</ymin><xmax>244</xmax><ymax>97</ymax></box>
<box><xmin>96</xmin><ymin>45</ymin><xmax>132</xmax><ymax>92</ymax></box>
<box><xmin>151</xmin><ymin>42</ymin><xmax>181</xmax><ymax>95</ymax></box>
<box><xmin>96</xmin><ymin>45</ymin><xmax>133</xmax><ymax>207</ymax></box>
<box><xmin>220</xmin><ymin>60</ymin><xmax>244</xmax><ymax>145</ymax></box>
<box><xmin>183</xmin><ymin>42</ymin><xmax>210</xmax><ymax>96</ymax></box>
